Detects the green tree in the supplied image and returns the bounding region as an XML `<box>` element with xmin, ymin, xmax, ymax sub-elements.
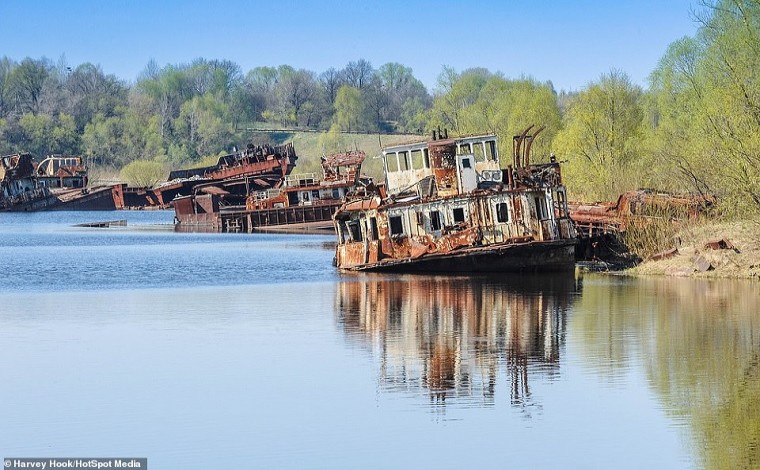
<box><xmin>0</xmin><ymin>57</ymin><xmax>15</xmax><ymax>117</ymax></box>
<box><xmin>82</xmin><ymin>113</ymin><xmax>127</xmax><ymax>169</ymax></box>
<box><xmin>8</xmin><ymin>57</ymin><xmax>52</xmax><ymax>114</ymax></box>
<box><xmin>553</xmin><ymin>71</ymin><xmax>644</xmax><ymax>200</ymax></box>
<box><xmin>333</xmin><ymin>85</ymin><xmax>365</xmax><ymax>132</ymax></box>
<box><xmin>644</xmin><ymin>0</ymin><xmax>760</xmax><ymax>216</ymax></box>
<box><xmin>119</xmin><ymin>159</ymin><xmax>167</xmax><ymax>187</ymax></box>
<box><xmin>174</xmin><ymin>94</ymin><xmax>233</xmax><ymax>161</ymax></box>
<box><xmin>429</xmin><ymin>67</ymin><xmax>493</xmax><ymax>134</ymax></box>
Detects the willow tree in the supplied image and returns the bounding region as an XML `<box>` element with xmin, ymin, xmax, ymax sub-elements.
<box><xmin>429</xmin><ymin>69</ymin><xmax>560</xmax><ymax>159</ymax></box>
<box><xmin>553</xmin><ymin>71</ymin><xmax>644</xmax><ymax>200</ymax></box>
<box><xmin>332</xmin><ymin>85</ymin><xmax>365</xmax><ymax>133</ymax></box>
<box><xmin>645</xmin><ymin>0</ymin><xmax>760</xmax><ymax>216</ymax></box>
<box><xmin>428</xmin><ymin>67</ymin><xmax>491</xmax><ymax>135</ymax></box>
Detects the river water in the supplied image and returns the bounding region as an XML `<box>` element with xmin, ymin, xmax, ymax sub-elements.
<box><xmin>0</xmin><ymin>211</ymin><xmax>758</xmax><ymax>469</ymax></box>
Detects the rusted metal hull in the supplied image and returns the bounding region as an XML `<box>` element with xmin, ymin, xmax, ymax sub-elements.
<box><xmin>173</xmin><ymin>149</ymin><xmax>368</xmax><ymax>233</ymax></box>
<box><xmin>340</xmin><ymin>239</ymin><xmax>576</xmax><ymax>273</ymax></box>
<box><xmin>174</xmin><ymin>201</ymin><xmax>342</xmax><ymax>233</ymax></box>
<box><xmin>1</xmin><ymin>185</ymin><xmax>122</xmax><ymax>212</ymax></box>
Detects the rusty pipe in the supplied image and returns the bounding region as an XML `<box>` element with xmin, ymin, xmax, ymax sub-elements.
<box><xmin>515</xmin><ymin>125</ymin><xmax>534</xmax><ymax>168</ymax></box>
<box><xmin>523</xmin><ymin>125</ymin><xmax>545</xmax><ymax>167</ymax></box>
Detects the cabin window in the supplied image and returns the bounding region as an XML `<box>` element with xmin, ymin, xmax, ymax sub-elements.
<box><xmin>312</xmin><ymin>190</ymin><xmax>320</xmax><ymax>199</ymax></box>
<box><xmin>423</xmin><ymin>149</ymin><xmax>430</xmax><ymax>168</ymax></box>
<box><xmin>496</xmin><ymin>202</ymin><xmax>509</xmax><ymax>223</ymax></box>
<box><xmin>369</xmin><ymin>217</ymin><xmax>379</xmax><ymax>240</ymax></box>
<box><xmin>458</xmin><ymin>143</ymin><xmax>472</xmax><ymax>155</ymax></box>
<box><xmin>332</xmin><ymin>188</ymin><xmax>341</xmax><ymax>199</ymax></box>
<box><xmin>389</xmin><ymin>215</ymin><xmax>404</xmax><ymax>236</ymax></box>
<box><xmin>554</xmin><ymin>189</ymin><xmax>567</xmax><ymax>217</ymax></box>
<box><xmin>399</xmin><ymin>151</ymin><xmax>410</xmax><ymax>171</ymax></box>
<box><xmin>535</xmin><ymin>196</ymin><xmax>548</xmax><ymax>219</ymax></box>
<box><xmin>461</xmin><ymin>158</ymin><xmax>472</xmax><ymax>169</ymax></box>
<box><xmin>386</xmin><ymin>153</ymin><xmax>399</xmax><ymax>172</ymax></box>
<box><xmin>347</xmin><ymin>221</ymin><xmax>363</xmax><ymax>242</ymax></box>
<box><xmin>301</xmin><ymin>191</ymin><xmax>310</xmax><ymax>202</ymax></box>
<box><xmin>452</xmin><ymin>207</ymin><xmax>465</xmax><ymax>223</ymax></box>
<box><xmin>415</xmin><ymin>211</ymin><xmax>424</xmax><ymax>225</ymax></box>
<box><xmin>430</xmin><ymin>210</ymin><xmax>442</xmax><ymax>231</ymax></box>
<box><xmin>411</xmin><ymin>149</ymin><xmax>424</xmax><ymax>169</ymax></box>
<box><xmin>473</xmin><ymin>142</ymin><xmax>486</xmax><ymax>161</ymax></box>
<box><xmin>485</xmin><ymin>140</ymin><xmax>497</xmax><ymax>161</ymax></box>
<box><xmin>339</xmin><ymin>222</ymin><xmax>349</xmax><ymax>243</ymax></box>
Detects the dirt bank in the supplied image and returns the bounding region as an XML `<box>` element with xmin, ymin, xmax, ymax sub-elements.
<box><xmin>627</xmin><ymin>220</ymin><xmax>760</xmax><ymax>279</ymax></box>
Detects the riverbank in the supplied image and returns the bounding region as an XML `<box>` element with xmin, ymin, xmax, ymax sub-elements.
<box><xmin>627</xmin><ymin>219</ymin><xmax>760</xmax><ymax>279</ymax></box>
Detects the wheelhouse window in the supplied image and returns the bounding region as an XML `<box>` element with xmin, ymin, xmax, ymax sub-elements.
<box><xmin>535</xmin><ymin>196</ymin><xmax>548</xmax><ymax>219</ymax></box>
<box><xmin>473</xmin><ymin>142</ymin><xmax>486</xmax><ymax>161</ymax></box>
<box><xmin>430</xmin><ymin>210</ymin><xmax>442</xmax><ymax>231</ymax></box>
<box><xmin>496</xmin><ymin>202</ymin><xmax>509</xmax><ymax>223</ymax></box>
<box><xmin>411</xmin><ymin>149</ymin><xmax>425</xmax><ymax>169</ymax></box>
<box><xmin>386</xmin><ymin>153</ymin><xmax>399</xmax><ymax>172</ymax></box>
<box><xmin>369</xmin><ymin>217</ymin><xmax>379</xmax><ymax>240</ymax></box>
<box><xmin>485</xmin><ymin>140</ymin><xmax>497</xmax><ymax>161</ymax></box>
<box><xmin>554</xmin><ymin>189</ymin><xmax>567</xmax><ymax>217</ymax></box>
<box><xmin>389</xmin><ymin>215</ymin><xmax>404</xmax><ymax>236</ymax></box>
<box><xmin>347</xmin><ymin>221</ymin><xmax>363</xmax><ymax>242</ymax></box>
<box><xmin>399</xmin><ymin>151</ymin><xmax>410</xmax><ymax>171</ymax></box>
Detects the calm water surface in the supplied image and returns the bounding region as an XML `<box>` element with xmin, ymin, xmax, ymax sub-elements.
<box><xmin>1</xmin><ymin>211</ymin><xmax>758</xmax><ymax>469</ymax></box>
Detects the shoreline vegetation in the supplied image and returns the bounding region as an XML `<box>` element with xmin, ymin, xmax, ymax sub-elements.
<box><xmin>604</xmin><ymin>219</ymin><xmax>760</xmax><ymax>280</ymax></box>
<box><xmin>636</xmin><ymin>220</ymin><xmax>760</xmax><ymax>279</ymax></box>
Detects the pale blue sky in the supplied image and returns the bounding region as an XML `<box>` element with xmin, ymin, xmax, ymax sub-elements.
<box><xmin>1</xmin><ymin>0</ymin><xmax>701</xmax><ymax>92</ymax></box>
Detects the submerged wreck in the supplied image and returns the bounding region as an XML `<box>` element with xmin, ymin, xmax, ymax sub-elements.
<box><xmin>0</xmin><ymin>153</ymin><xmax>125</xmax><ymax>211</ymax></box>
<box><xmin>333</xmin><ymin>127</ymin><xmax>577</xmax><ymax>272</ymax></box>
<box><xmin>152</xmin><ymin>142</ymin><xmax>299</xmax><ymax>209</ymax></box>
<box><xmin>174</xmin><ymin>148</ymin><xmax>371</xmax><ymax>233</ymax></box>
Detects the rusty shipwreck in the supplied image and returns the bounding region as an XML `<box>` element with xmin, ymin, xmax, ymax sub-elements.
<box><xmin>0</xmin><ymin>153</ymin><xmax>126</xmax><ymax>211</ymax></box>
<box><xmin>173</xmin><ymin>147</ymin><xmax>371</xmax><ymax>233</ymax></box>
<box><xmin>333</xmin><ymin>128</ymin><xmax>577</xmax><ymax>272</ymax></box>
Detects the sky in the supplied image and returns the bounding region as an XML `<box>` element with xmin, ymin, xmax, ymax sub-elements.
<box><xmin>1</xmin><ymin>0</ymin><xmax>702</xmax><ymax>93</ymax></box>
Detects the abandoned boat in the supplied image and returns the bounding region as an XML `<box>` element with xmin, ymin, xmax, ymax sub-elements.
<box><xmin>333</xmin><ymin>127</ymin><xmax>577</xmax><ymax>272</ymax></box>
<box><xmin>173</xmin><ymin>150</ymin><xmax>371</xmax><ymax>233</ymax></box>
<box><xmin>0</xmin><ymin>153</ymin><xmax>125</xmax><ymax>211</ymax></box>
<box><xmin>147</xmin><ymin>142</ymin><xmax>298</xmax><ymax>209</ymax></box>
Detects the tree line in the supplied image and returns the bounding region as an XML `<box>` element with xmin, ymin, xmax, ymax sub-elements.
<box><xmin>0</xmin><ymin>0</ymin><xmax>757</xmax><ymax>216</ymax></box>
<box><xmin>0</xmin><ymin>57</ymin><xmax>430</xmax><ymax>169</ymax></box>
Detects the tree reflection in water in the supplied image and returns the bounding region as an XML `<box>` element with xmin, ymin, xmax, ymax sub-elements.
<box><xmin>571</xmin><ymin>276</ymin><xmax>760</xmax><ymax>470</ymax></box>
<box><xmin>335</xmin><ymin>273</ymin><xmax>581</xmax><ymax>413</ymax></box>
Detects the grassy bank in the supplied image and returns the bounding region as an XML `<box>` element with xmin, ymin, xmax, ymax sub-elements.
<box><xmin>628</xmin><ymin>219</ymin><xmax>760</xmax><ymax>279</ymax></box>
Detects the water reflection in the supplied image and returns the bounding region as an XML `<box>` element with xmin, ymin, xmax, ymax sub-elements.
<box><xmin>336</xmin><ymin>273</ymin><xmax>581</xmax><ymax>411</ymax></box>
<box><xmin>573</xmin><ymin>276</ymin><xmax>760</xmax><ymax>469</ymax></box>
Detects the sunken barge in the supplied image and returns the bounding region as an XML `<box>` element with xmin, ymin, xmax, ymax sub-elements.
<box><xmin>333</xmin><ymin>127</ymin><xmax>577</xmax><ymax>272</ymax></box>
<box><xmin>0</xmin><ymin>153</ymin><xmax>125</xmax><ymax>211</ymax></box>
<box><xmin>173</xmin><ymin>148</ymin><xmax>371</xmax><ymax>233</ymax></box>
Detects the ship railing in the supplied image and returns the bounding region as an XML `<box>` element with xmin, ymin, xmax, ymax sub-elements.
<box><xmin>284</xmin><ymin>173</ymin><xmax>319</xmax><ymax>188</ymax></box>
<box><xmin>251</xmin><ymin>188</ymin><xmax>283</xmax><ymax>201</ymax></box>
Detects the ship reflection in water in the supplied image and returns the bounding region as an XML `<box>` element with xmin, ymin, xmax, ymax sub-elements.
<box><xmin>336</xmin><ymin>273</ymin><xmax>580</xmax><ymax>411</ymax></box>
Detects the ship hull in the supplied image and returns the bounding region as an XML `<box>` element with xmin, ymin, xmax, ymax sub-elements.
<box><xmin>340</xmin><ymin>239</ymin><xmax>577</xmax><ymax>273</ymax></box>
